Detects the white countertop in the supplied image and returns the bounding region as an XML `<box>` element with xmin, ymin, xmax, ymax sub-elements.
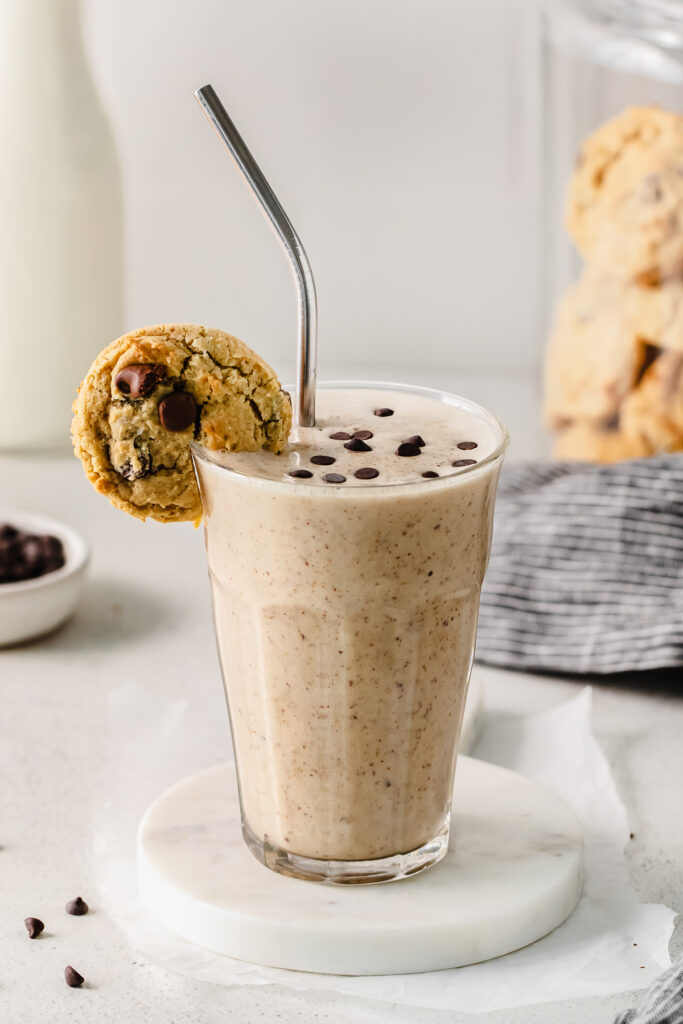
<box><xmin>2</xmin><ymin>368</ymin><xmax>681</xmax><ymax>1024</ymax></box>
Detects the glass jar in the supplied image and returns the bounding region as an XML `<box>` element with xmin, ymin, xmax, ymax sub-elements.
<box><xmin>541</xmin><ymin>0</ymin><xmax>683</xmax><ymax>463</ymax></box>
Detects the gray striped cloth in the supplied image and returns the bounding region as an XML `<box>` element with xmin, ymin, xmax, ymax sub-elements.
<box><xmin>477</xmin><ymin>455</ymin><xmax>683</xmax><ymax>675</ymax></box>
<box><xmin>614</xmin><ymin>958</ymin><xmax>683</xmax><ymax>1023</ymax></box>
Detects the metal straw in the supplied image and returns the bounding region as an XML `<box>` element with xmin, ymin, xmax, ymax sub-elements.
<box><xmin>194</xmin><ymin>84</ymin><xmax>317</xmax><ymax>427</ymax></box>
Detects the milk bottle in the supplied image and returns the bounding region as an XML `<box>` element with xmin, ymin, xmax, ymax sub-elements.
<box><xmin>0</xmin><ymin>0</ymin><xmax>123</xmax><ymax>449</ymax></box>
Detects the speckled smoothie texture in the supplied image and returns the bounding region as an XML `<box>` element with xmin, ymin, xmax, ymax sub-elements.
<box><xmin>194</xmin><ymin>387</ymin><xmax>505</xmax><ymax>862</ymax></box>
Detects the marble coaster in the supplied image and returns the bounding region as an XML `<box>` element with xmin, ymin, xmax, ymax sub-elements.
<box><xmin>138</xmin><ymin>757</ymin><xmax>583</xmax><ymax>975</ymax></box>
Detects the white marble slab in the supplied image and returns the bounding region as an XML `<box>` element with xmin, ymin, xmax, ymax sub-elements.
<box><xmin>138</xmin><ymin>756</ymin><xmax>583</xmax><ymax>975</ymax></box>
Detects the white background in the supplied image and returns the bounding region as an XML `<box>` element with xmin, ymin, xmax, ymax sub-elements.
<box><xmin>83</xmin><ymin>0</ymin><xmax>542</xmax><ymax>381</ymax></box>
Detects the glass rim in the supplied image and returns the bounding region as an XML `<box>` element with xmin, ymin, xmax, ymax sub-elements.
<box><xmin>191</xmin><ymin>380</ymin><xmax>509</xmax><ymax>493</ymax></box>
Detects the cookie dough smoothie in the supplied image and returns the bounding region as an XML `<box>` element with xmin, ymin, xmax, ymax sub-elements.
<box><xmin>194</xmin><ymin>383</ymin><xmax>507</xmax><ymax>882</ymax></box>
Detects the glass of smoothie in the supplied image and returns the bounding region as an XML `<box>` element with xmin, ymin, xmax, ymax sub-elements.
<box><xmin>192</xmin><ymin>381</ymin><xmax>508</xmax><ymax>884</ymax></box>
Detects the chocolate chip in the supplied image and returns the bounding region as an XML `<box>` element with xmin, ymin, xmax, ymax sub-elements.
<box><xmin>0</xmin><ymin>526</ymin><xmax>66</xmax><ymax>584</ymax></box>
<box><xmin>405</xmin><ymin>435</ymin><xmax>425</xmax><ymax>447</ymax></box>
<box><xmin>354</xmin><ymin>467</ymin><xmax>379</xmax><ymax>480</ymax></box>
<box><xmin>323</xmin><ymin>473</ymin><xmax>346</xmax><ymax>483</ymax></box>
<box><xmin>115</xmin><ymin>363</ymin><xmax>166</xmax><ymax>399</ymax></box>
<box><xmin>457</xmin><ymin>441</ymin><xmax>478</xmax><ymax>450</ymax></box>
<box><xmin>344</xmin><ymin>438</ymin><xmax>372</xmax><ymax>452</ymax></box>
<box><xmin>66</xmin><ymin>897</ymin><xmax>89</xmax><ymax>916</ymax></box>
<box><xmin>288</xmin><ymin>469</ymin><xmax>313</xmax><ymax>479</ymax></box>
<box><xmin>330</xmin><ymin>431</ymin><xmax>351</xmax><ymax>440</ymax></box>
<box><xmin>119</xmin><ymin>462</ymin><xmax>139</xmax><ymax>481</ymax></box>
<box><xmin>396</xmin><ymin>442</ymin><xmax>421</xmax><ymax>457</ymax></box>
<box><xmin>642</xmin><ymin>173</ymin><xmax>663</xmax><ymax>202</ymax></box>
<box><xmin>422</xmin><ymin>471</ymin><xmax>439</xmax><ymax>478</ymax></box>
<box><xmin>352</xmin><ymin>430</ymin><xmax>374</xmax><ymax>440</ymax></box>
<box><xmin>43</xmin><ymin>536</ymin><xmax>63</xmax><ymax>563</ymax></box>
<box><xmin>310</xmin><ymin>455</ymin><xmax>335</xmax><ymax>466</ymax></box>
<box><xmin>22</xmin><ymin>537</ymin><xmax>44</xmax><ymax>569</ymax></box>
<box><xmin>64</xmin><ymin>966</ymin><xmax>85</xmax><ymax>988</ymax></box>
<box><xmin>635</xmin><ymin>268</ymin><xmax>661</xmax><ymax>288</ymax></box>
<box><xmin>158</xmin><ymin>391</ymin><xmax>196</xmax><ymax>432</ymax></box>
<box><xmin>374</xmin><ymin>408</ymin><xmax>394</xmax><ymax>417</ymax></box>
<box><xmin>24</xmin><ymin>917</ymin><xmax>44</xmax><ymax>939</ymax></box>
<box><xmin>452</xmin><ymin>459</ymin><xmax>477</xmax><ymax>467</ymax></box>
<box><xmin>118</xmin><ymin>445</ymin><xmax>151</xmax><ymax>481</ymax></box>
<box><xmin>635</xmin><ymin>342</ymin><xmax>662</xmax><ymax>385</ymax></box>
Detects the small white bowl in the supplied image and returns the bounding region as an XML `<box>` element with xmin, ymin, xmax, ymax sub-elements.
<box><xmin>0</xmin><ymin>510</ymin><xmax>90</xmax><ymax>646</ymax></box>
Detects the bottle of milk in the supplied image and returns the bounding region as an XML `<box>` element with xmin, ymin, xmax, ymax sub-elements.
<box><xmin>0</xmin><ymin>0</ymin><xmax>123</xmax><ymax>450</ymax></box>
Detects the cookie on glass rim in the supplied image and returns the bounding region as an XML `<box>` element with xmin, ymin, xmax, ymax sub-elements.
<box><xmin>71</xmin><ymin>323</ymin><xmax>291</xmax><ymax>524</ymax></box>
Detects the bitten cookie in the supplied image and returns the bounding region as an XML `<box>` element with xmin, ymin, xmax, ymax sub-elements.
<box><xmin>72</xmin><ymin>324</ymin><xmax>292</xmax><ymax>523</ymax></box>
<box><xmin>567</xmin><ymin>106</ymin><xmax>683</xmax><ymax>284</ymax></box>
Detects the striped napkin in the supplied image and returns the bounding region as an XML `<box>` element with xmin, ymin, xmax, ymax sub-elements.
<box><xmin>477</xmin><ymin>455</ymin><xmax>683</xmax><ymax>675</ymax></box>
<box><xmin>614</xmin><ymin>958</ymin><xmax>683</xmax><ymax>1023</ymax></box>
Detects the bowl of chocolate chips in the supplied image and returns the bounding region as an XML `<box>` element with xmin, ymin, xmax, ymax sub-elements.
<box><xmin>0</xmin><ymin>511</ymin><xmax>89</xmax><ymax>645</ymax></box>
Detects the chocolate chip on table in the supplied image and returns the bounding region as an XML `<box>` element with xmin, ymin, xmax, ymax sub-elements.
<box><xmin>64</xmin><ymin>966</ymin><xmax>85</xmax><ymax>988</ymax></box>
<box><xmin>396</xmin><ymin>442</ymin><xmax>421</xmax><ymax>457</ymax></box>
<box><xmin>288</xmin><ymin>469</ymin><xmax>313</xmax><ymax>479</ymax></box>
<box><xmin>405</xmin><ymin>435</ymin><xmax>425</xmax><ymax>448</ymax></box>
<box><xmin>374</xmin><ymin>408</ymin><xmax>394</xmax><ymax>417</ymax></box>
<box><xmin>457</xmin><ymin>441</ymin><xmax>478</xmax><ymax>450</ymax></box>
<box><xmin>114</xmin><ymin>363</ymin><xmax>166</xmax><ymax>399</ymax></box>
<box><xmin>66</xmin><ymin>896</ymin><xmax>89</xmax><ymax>916</ymax></box>
<box><xmin>422</xmin><ymin>471</ymin><xmax>439</xmax><ymax>478</ymax></box>
<box><xmin>158</xmin><ymin>391</ymin><xmax>197</xmax><ymax>432</ymax></box>
<box><xmin>323</xmin><ymin>473</ymin><xmax>346</xmax><ymax>483</ymax></box>
<box><xmin>351</xmin><ymin>430</ymin><xmax>373</xmax><ymax>440</ymax></box>
<box><xmin>354</xmin><ymin>467</ymin><xmax>379</xmax><ymax>480</ymax></box>
<box><xmin>310</xmin><ymin>455</ymin><xmax>336</xmax><ymax>466</ymax></box>
<box><xmin>452</xmin><ymin>458</ymin><xmax>477</xmax><ymax>467</ymax></box>
<box><xmin>344</xmin><ymin>438</ymin><xmax>372</xmax><ymax>452</ymax></box>
<box><xmin>329</xmin><ymin>431</ymin><xmax>351</xmax><ymax>440</ymax></box>
<box><xmin>24</xmin><ymin>917</ymin><xmax>44</xmax><ymax>939</ymax></box>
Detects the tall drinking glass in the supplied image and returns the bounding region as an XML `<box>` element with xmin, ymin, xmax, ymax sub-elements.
<box><xmin>192</xmin><ymin>382</ymin><xmax>508</xmax><ymax>883</ymax></box>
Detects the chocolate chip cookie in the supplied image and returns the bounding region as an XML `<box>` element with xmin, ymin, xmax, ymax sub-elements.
<box><xmin>621</xmin><ymin>349</ymin><xmax>683</xmax><ymax>454</ymax></box>
<box><xmin>544</xmin><ymin>265</ymin><xmax>683</xmax><ymax>430</ymax></box>
<box><xmin>72</xmin><ymin>324</ymin><xmax>292</xmax><ymax>523</ymax></box>
<box><xmin>543</xmin><ymin>269</ymin><xmax>646</xmax><ymax>430</ymax></box>
<box><xmin>553</xmin><ymin>421</ymin><xmax>651</xmax><ymax>464</ymax></box>
<box><xmin>567</xmin><ymin>106</ymin><xmax>683</xmax><ymax>284</ymax></box>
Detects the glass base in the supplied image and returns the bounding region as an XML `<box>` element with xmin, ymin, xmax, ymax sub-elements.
<box><xmin>242</xmin><ymin>817</ymin><xmax>450</xmax><ymax>885</ymax></box>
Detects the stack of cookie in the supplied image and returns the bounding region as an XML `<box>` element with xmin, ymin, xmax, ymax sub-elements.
<box><xmin>544</xmin><ymin>106</ymin><xmax>683</xmax><ymax>462</ymax></box>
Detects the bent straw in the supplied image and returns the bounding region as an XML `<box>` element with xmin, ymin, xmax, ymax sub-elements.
<box><xmin>195</xmin><ymin>84</ymin><xmax>317</xmax><ymax>427</ymax></box>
